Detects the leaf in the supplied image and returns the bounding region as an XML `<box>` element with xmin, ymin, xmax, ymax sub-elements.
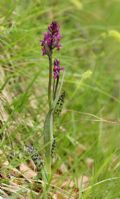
<box><xmin>76</xmin><ymin>144</ymin><xmax>86</xmax><ymax>155</ymax></box>
<box><xmin>86</xmin><ymin>158</ymin><xmax>94</xmax><ymax>169</ymax></box>
<box><xmin>70</xmin><ymin>0</ymin><xmax>83</xmax><ymax>10</ymax></box>
<box><xmin>54</xmin><ymin>91</ymin><xmax>65</xmax><ymax>116</ymax></box>
<box><xmin>78</xmin><ymin>175</ymin><xmax>89</xmax><ymax>189</ymax></box>
<box><xmin>19</xmin><ymin>163</ymin><xmax>37</xmax><ymax>179</ymax></box>
<box><xmin>43</xmin><ymin>110</ymin><xmax>53</xmax><ymax>175</ymax></box>
<box><xmin>52</xmin><ymin>71</ymin><xmax>65</xmax><ymax>111</ymax></box>
<box><xmin>25</xmin><ymin>144</ymin><xmax>44</xmax><ymax>171</ymax></box>
<box><xmin>108</xmin><ymin>30</ymin><xmax>120</xmax><ymax>42</ymax></box>
<box><xmin>59</xmin><ymin>163</ymin><xmax>68</xmax><ymax>174</ymax></box>
<box><xmin>53</xmin><ymin>193</ymin><xmax>66</xmax><ymax>199</ymax></box>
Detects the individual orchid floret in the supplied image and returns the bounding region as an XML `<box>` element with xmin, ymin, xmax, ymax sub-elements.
<box><xmin>53</xmin><ymin>59</ymin><xmax>64</xmax><ymax>79</ymax></box>
<box><xmin>41</xmin><ymin>21</ymin><xmax>61</xmax><ymax>56</ymax></box>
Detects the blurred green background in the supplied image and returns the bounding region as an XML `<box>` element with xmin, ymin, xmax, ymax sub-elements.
<box><xmin>1</xmin><ymin>0</ymin><xmax>120</xmax><ymax>198</ymax></box>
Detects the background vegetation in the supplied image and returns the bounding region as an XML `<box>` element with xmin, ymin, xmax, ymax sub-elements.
<box><xmin>0</xmin><ymin>0</ymin><xmax>120</xmax><ymax>198</ymax></box>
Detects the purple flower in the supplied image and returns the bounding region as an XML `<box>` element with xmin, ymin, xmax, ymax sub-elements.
<box><xmin>41</xmin><ymin>21</ymin><xmax>61</xmax><ymax>56</ymax></box>
<box><xmin>53</xmin><ymin>59</ymin><xmax>64</xmax><ymax>79</ymax></box>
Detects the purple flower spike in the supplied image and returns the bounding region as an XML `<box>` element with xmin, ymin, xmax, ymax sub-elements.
<box><xmin>41</xmin><ymin>21</ymin><xmax>61</xmax><ymax>56</ymax></box>
<box><xmin>53</xmin><ymin>59</ymin><xmax>64</xmax><ymax>79</ymax></box>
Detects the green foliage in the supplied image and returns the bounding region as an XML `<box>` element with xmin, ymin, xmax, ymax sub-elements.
<box><xmin>1</xmin><ymin>0</ymin><xmax>120</xmax><ymax>198</ymax></box>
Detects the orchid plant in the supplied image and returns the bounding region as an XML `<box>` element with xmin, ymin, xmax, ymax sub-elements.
<box><xmin>41</xmin><ymin>22</ymin><xmax>64</xmax><ymax>178</ymax></box>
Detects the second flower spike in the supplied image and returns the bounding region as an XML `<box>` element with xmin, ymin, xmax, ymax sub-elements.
<box><xmin>53</xmin><ymin>59</ymin><xmax>64</xmax><ymax>79</ymax></box>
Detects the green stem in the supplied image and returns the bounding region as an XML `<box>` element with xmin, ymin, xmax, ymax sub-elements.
<box><xmin>48</xmin><ymin>54</ymin><xmax>52</xmax><ymax>109</ymax></box>
<box><xmin>53</xmin><ymin>78</ymin><xmax>55</xmax><ymax>100</ymax></box>
<box><xmin>43</xmin><ymin>53</ymin><xmax>53</xmax><ymax>182</ymax></box>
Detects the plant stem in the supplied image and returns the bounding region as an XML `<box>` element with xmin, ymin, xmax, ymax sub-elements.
<box><xmin>53</xmin><ymin>78</ymin><xmax>55</xmax><ymax>100</ymax></box>
<box><xmin>43</xmin><ymin>53</ymin><xmax>53</xmax><ymax>182</ymax></box>
<box><xmin>48</xmin><ymin>54</ymin><xmax>52</xmax><ymax>109</ymax></box>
